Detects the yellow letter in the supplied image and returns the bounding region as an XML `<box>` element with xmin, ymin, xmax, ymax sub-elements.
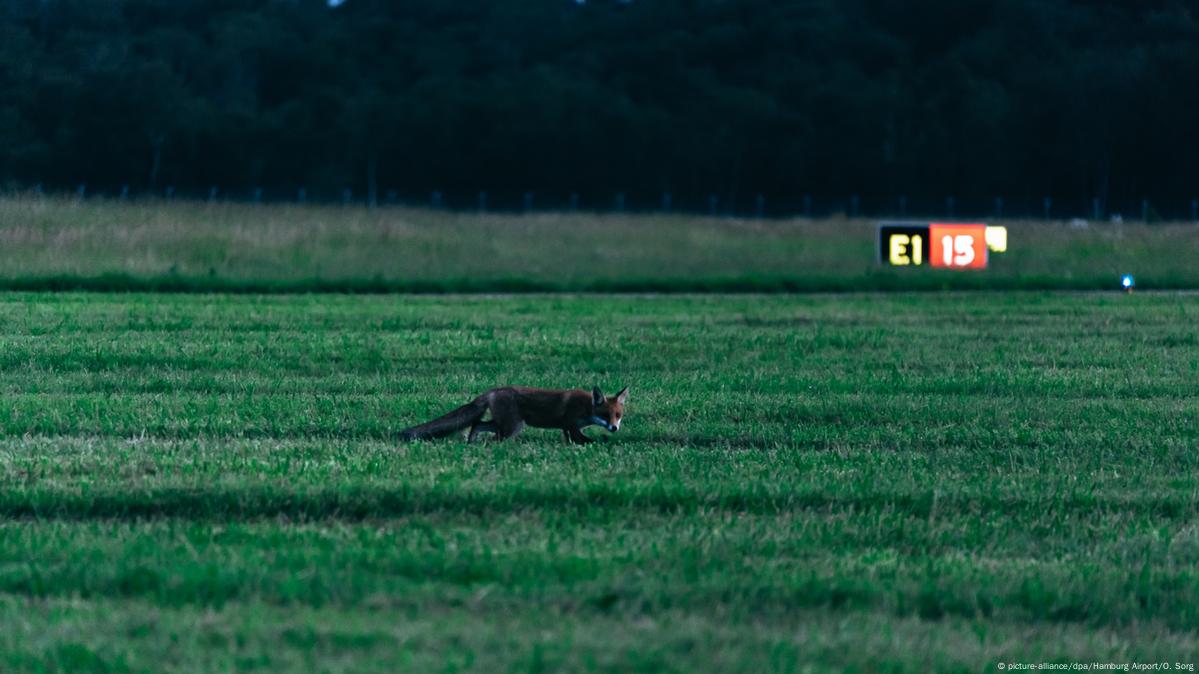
<box><xmin>889</xmin><ymin>234</ymin><xmax>910</xmax><ymax>265</ymax></box>
<box><xmin>911</xmin><ymin>235</ymin><xmax>922</xmax><ymax>265</ymax></box>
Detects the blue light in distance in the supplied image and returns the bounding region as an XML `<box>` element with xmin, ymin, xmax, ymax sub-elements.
<box><xmin>1121</xmin><ymin>274</ymin><xmax>1135</xmax><ymax>291</ymax></box>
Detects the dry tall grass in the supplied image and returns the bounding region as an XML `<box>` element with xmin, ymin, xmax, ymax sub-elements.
<box><xmin>0</xmin><ymin>196</ymin><xmax>1194</xmax><ymax>291</ymax></box>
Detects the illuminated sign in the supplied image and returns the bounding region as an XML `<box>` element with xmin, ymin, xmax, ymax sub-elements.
<box><xmin>985</xmin><ymin>226</ymin><xmax>1007</xmax><ymax>253</ymax></box>
<box><xmin>879</xmin><ymin>222</ymin><xmax>1006</xmax><ymax>270</ymax></box>
<box><xmin>929</xmin><ymin>223</ymin><xmax>987</xmax><ymax>269</ymax></box>
<box><xmin>879</xmin><ymin>224</ymin><xmax>929</xmax><ymax>267</ymax></box>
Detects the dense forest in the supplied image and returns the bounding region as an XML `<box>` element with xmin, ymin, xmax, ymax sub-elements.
<box><xmin>0</xmin><ymin>0</ymin><xmax>1196</xmax><ymax>216</ymax></box>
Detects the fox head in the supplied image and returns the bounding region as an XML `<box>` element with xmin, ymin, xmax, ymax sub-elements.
<box><xmin>591</xmin><ymin>386</ymin><xmax>629</xmax><ymax>432</ymax></box>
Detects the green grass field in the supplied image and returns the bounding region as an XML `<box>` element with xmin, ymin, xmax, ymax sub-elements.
<box><xmin>2</xmin><ymin>197</ymin><xmax>1198</xmax><ymax>292</ymax></box>
<box><xmin>0</xmin><ymin>291</ymin><xmax>1196</xmax><ymax>672</ymax></box>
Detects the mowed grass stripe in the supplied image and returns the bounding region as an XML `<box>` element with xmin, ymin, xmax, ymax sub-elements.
<box><xmin>1</xmin><ymin>437</ymin><xmax>1196</xmax><ymax>519</ymax></box>
<box><xmin>1</xmin><ymin>596</ymin><xmax>1192</xmax><ymax>674</ymax></box>
<box><xmin>1</xmin><ymin>481</ymin><xmax>1195</xmax><ymax>521</ymax></box>
<box><xmin>0</xmin><ymin>516</ymin><xmax>1196</xmax><ymax>629</ymax></box>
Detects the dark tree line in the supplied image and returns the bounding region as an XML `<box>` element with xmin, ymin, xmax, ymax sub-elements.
<box><xmin>0</xmin><ymin>0</ymin><xmax>1196</xmax><ymax>215</ymax></box>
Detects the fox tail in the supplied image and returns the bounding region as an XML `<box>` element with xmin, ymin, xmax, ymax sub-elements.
<box><xmin>399</xmin><ymin>397</ymin><xmax>488</xmax><ymax>441</ymax></box>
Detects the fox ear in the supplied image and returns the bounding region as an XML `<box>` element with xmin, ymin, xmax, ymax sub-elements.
<box><xmin>592</xmin><ymin>386</ymin><xmax>604</xmax><ymax>407</ymax></box>
<box><xmin>615</xmin><ymin>386</ymin><xmax>629</xmax><ymax>404</ymax></box>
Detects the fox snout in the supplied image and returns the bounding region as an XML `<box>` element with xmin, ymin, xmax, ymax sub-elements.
<box><xmin>589</xmin><ymin>415</ymin><xmax>618</xmax><ymax>432</ymax></box>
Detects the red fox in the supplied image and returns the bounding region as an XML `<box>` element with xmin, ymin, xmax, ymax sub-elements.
<box><xmin>399</xmin><ymin>386</ymin><xmax>629</xmax><ymax>444</ymax></box>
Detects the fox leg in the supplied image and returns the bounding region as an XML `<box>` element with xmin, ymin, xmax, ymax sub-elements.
<box><xmin>567</xmin><ymin>427</ymin><xmax>594</xmax><ymax>444</ymax></box>
<box><xmin>468</xmin><ymin>420</ymin><xmax>497</xmax><ymax>443</ymax></box>
<box><xmin>496</xmin><ymin>418</ymin><xmax>526</xmax><ymax>440</ymax></box>
<box><xmin>489</xmin><ymin>394</ymin><xmax>526</xmax><ymax>441</ymax></box>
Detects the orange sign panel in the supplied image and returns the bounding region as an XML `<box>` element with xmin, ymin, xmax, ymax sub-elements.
<box><xmin>929</xmin><ymin>223</ymin><xmax>988</xmax><ymax>270</ymax></box>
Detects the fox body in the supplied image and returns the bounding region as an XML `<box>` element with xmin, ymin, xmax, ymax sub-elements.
<box><xmin>400</xmin><ymin>386</ymin><xmax>629</xmax><ymax>444</ymax></box>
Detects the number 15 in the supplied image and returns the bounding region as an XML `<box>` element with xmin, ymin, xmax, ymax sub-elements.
<box><xmin>941</xmin><ymin>235</ymin><xmax>975</xmax><ymax>266</ymax></box>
